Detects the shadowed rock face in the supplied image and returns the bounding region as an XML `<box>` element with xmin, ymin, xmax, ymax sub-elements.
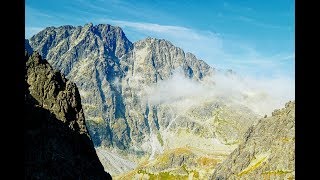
<box><xmin>24</xmin><ymin>51</ymin><xmax>112</xmax><ymax>179</ymax></box>
<box><xmin>25</xmin><ymin>39</ymin><xmax>33</xmax><ymax>55</ymax></box>
<box><xmin>211</xmin><ymin>101</ymin><xmax>295</xmax><ymax>180</ymax></box>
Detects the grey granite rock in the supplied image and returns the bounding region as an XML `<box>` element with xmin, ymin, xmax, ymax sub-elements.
<box><xmin>211</xmin><ymin>101</ymin><xmax>295</xmax><ymax>180</ymax></box>
<box><xmin>28</xmin><ymin>24</ymin><xmax>214</xmax><ymax>152</ymax></box>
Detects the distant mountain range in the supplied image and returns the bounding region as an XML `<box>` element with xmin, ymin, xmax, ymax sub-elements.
<box><xmin>26</xmin><ymin>23</ymin><xmax>295</xmax><ymax>179</ymax></box>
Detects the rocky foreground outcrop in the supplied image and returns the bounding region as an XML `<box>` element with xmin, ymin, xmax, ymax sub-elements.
<box><xmin>24</xmin><ymin>51</ymin><xmax>112</xmax><ymax>179</ymax></box>
<box><xmin>211</xmin><ymin>101</ymin><xmax>295</xmax><ymax>180</ymax></box>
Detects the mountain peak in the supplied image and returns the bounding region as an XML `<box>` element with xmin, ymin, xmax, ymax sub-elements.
<box><xmin>84</xmin><ymin>22</ymin><xmax>94</xmax><ymax>27</ymax></box>
<box><xmin>136</xmin><ymin>37</ymin><xmax>204</xmax><ymax>65</ymax></box>
<box><xmin>139</xmin><ymin>37</ymin><xmax>174</xmax><ymax>46</ymax></box>
<box><xmin>29</xmin><ymin>23</ymin><xmax>133</xmax><ymax>74</ymax></box>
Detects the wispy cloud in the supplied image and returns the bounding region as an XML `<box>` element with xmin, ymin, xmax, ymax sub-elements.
<box><xmin>73</xmin><ymin>0</ymin><xmax>168</xmax><ymax>21</ymax></box>
<box><xmin>237</xmin><ymin>16</ymin><xmax>289</xmax><ymax>30</ymax></box>
<box><xmin>98</xmin><ymin>18</ymin><xmax>224</xmax><ymax>61</ymax></box>
<box><xmin>25</xmin><ymin>27</ymin><xmax>44</xmax><ymax>39</ymax></box>
<box><xmin>96</xmin><ymin>18</ymin><xmax>294</xmax><ymax>77</ymax></box>
<box><xmin>221</xmin><ymin>2</ymin><xmax>291</xmax><ymax>30</ymax></box>
<box><xmin>26</xmin><ymin>4</ymin><xmax>69</xmax><ymax>28</ymax></box>
<box><xmin>145</xmin><ymin>69</ymin><xmax>294</xmax><ymax>116</ymax></box>
<box><xmin>74</xmin><ymin>0</ymin><xmax>111</xmax><ymax>13</ymax></box>
<box><xmin>25</xmin><ymin>5</ymin><xmax>53</xmax><ymax>18</ymax></box>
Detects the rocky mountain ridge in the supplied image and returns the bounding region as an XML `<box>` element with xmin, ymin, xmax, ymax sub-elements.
<box><xmin>28</xmin><ymin>23</ymin><xmax>264</xmax><ymax>177</ymax></box>
<box><xmin>24</xmin><ymin>50</ymin><xmax>111</xmax><ymax>179</ymax></box>
<box><xmin>211</xmin><ymin>101</ymin><xmax>295</xmax><ymax>179</ymax></box>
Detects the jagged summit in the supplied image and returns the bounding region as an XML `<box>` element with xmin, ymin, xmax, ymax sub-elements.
<box><xmin>135</xmin><ymin>37</ymin><xmax>204</xmax><ymax>63</ymax></box>
<box><xmin>137</xmin><ymin>37</ymin><xmax>175</xmax><ymax>45</ymax></box>
<box><xmin>30</xmin><ymin>23</ymin><xmax>133</xmax><ymax>62</ymax></box>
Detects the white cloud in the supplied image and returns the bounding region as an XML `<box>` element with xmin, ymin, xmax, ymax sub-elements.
<box><xmin>145</xmin><ymin>68</ymin><xmax>209</xmax><ymax>105</ymax></box>
<box><xmin>144</xmin><ymin>70</ymin><xmax>294</xmax><ymax>116</ymax></box>
<box><xmin>210</xmin><ymin>73</ymin><xmax>295</xmax><ymax>115</ymax></box>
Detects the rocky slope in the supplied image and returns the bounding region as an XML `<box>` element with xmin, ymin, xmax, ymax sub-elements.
<box><xmin>28</xmin><ymin>23</ymin><xmax>260</xmax><ymax>176</ymax></box>
<box><xmin>211</xmin><ymin>101</ymin><xmax>295</xmax><ymax>179</ymax></box>
<box><xmin>116</xmin><ymin>100</ymin><xmax>259</xmax><ymax>179</ymax></box>
<box><xmin>24</xmin><ymin>51</ymin><xmax>111</xmax><ymax>179</ymax></box>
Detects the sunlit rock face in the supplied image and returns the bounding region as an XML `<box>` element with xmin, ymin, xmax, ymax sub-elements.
<box><xmin>29</xmin><ymin>23</ymin><xmax>273</xmax><ymax>178</ymax></box>
<box><xmin>211</xmin><ymin>101</ymin><xmax>295</xmax><ymax>180</ymax></box>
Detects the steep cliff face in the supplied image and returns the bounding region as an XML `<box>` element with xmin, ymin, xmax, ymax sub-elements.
<box><xmin>28</xmin><ymin>25</ymin><xmax>214</xmax><ymax>147</ymax></box>
<box><xmin>116</xmin><ymin>101</ymin><xmax>258</xmax><ymax>179</ymax></box>
<box><xmin>28</xmin><ymin>23</ymin><xmax>260</xmax><ymax>176</ymax></box>
<box><xmin>29</xmin><ymin>23</ymin><xmax>133</xmax><ymax>151</ymax></box>
<box><xmin>123</xmin><ymin>37</ymin><xmax>213</xmax><ymax>83</ymax></box>
<box><xmin>24</xmin><ymin>51</ymin><xmax>111</xmax><ymax>179</ymax></box>
<box><xmin>211</xmin><ymin>101</ymin><xmax>295</xmax><ymax>180</ymax></box>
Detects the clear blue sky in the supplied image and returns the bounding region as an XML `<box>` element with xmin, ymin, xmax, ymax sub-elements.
<box><xmin>26</xmin><ymin>0</ymin><xmax>294</xmax><ymax>78</ymax></box>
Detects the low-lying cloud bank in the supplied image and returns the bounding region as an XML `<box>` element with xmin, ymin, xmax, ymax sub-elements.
<box><xmin>145</xmin><ymin>69</ymin><xmax>294</xmax><ymax>116</ymax></box>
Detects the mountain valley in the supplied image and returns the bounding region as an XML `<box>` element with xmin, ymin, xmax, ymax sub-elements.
<box><xmin>26</xmin><ymin>23</ymin><xmax>295</xmax><ymax>179</ymax></box>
